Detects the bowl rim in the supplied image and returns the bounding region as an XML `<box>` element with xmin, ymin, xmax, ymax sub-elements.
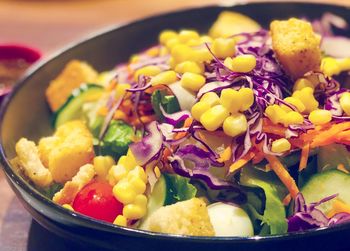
<box><xmin>1</xmin><ymin>1</ymin><xmax>350</xmax><ymax>242</ymax></box>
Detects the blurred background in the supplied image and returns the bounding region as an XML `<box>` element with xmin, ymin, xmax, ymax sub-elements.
<box><xmin>0</xmin><ymin>0</ymin><xmax>348</xmax><ymax>54</ymax></box>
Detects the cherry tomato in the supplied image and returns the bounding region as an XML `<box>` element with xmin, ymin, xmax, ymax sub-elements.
<box><xmin>73</xmin><ymin>181</ymin><xmax>123</xmax><ymax>223</ymax></box>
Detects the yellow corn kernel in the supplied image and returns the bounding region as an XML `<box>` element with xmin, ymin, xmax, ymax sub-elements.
<box><xmin>309</xmin><ymin>109</ymin><xmax>332</xmax><ymax>125</ymax></box>
<box><xmin>239</xmin><ymin>88</ymin><xmax>255</xmax><ymax>111</ymax></box>
<box><xmin>200</xmin><ymin>104</ymin><xmax>229</xmax><ymax>131</ymax></box>
<box><xmin>113</xmin><ymin>215</ymin><xmax>127</xmax><ymax>227</ymax></box>
<box><xmin>109</xmin><ymin>164</ymin><xmax>128</xmax><ymax>183</ymax></box>
<box><xmin>115</xmin><ymin>83</ymin><xmax>131</xmax><ymax>100</ymax></box>
<box><xmin>223</xmin><ymin>114</ymin><xmax>248</xmax><ymax>137</ymax></box>
<box><xmin>178</xmin><ymin>30</ymin><xmax>200</xmax><ymax>43</ymax></box>
<box><xmin>271</xmin><ymin>138</ymin><xmax>291</xmax><ymax>153</ymax></box>
<box><xmin>127</xmin><ymin>176</ymin><xmax>146</xmax><ymax>194</ymax></box>
<box><xmin>154</xmin><ymin>166</ymin><xmax>161</xmax><ymax>178</ymax></box>
<box><xmin>191</xmin><ymin>101</ymin><xmax>211</xmax><ymax>121</ymax></box>
<box><xmin>151</xmin><ymin>71</ymin><xmax>178</xmax><ymax>86</ymax></box>
<box><xmin>220</xmin><ymin>89</ymin><xmax>241</xmax><ymax>114</ymax></box>
<box><xmin>146</xmin><ymin>47</ymin><xmax>160</xmax><ymax>57</ymax></box>
<box><xmin>321</xmin><ymin>57</ymin><xmax>341</xmax><ymax>77</ymax></box>
<box><xmin>293</xmin><ymin>78</ymin><xmax>314</xmax><ymax>91</ymax></box>
<box><xmin>114</xmin><ymin>110</ymin><xmax>127</xmax><ymax>121</ymax></box>
<box><xmin>128</xmin><ymin>166</ymin><xmax>147</xmax><ymax>183</ymax></box>
<box><xmin>113</xmin><ymin>180</ymin><xmax>137</xmax><ymax>204</ymax></box>
<box><xmin>62</xmin><ymin>204</ymin><xmax>74</xmax><ymax>211</ymax></box>
<box><xmin>280</xmin><ymin>104</ymin><xmax>293</xmax><ymax>113</ymax></box>
<box><xmin>283</xmin><ymin>111</ymin><xmax>304</xmax><ymax>126</ymax></box>
<box><xmin>175</xmin><ymin>61</ymin><xmax>204</xmax><ymax>74</ymax></box>
<box><xmin>192</xmin><ymin>48</ymin><xmax>213</xmax><ymax>62</ymax></box>
<box><xmin>200</xmin><ymin>92</ymin><xmax>220</xmax><ymax>107</ymax></box>
<box><xmin>171</xmin><ymin>44</ymin><xmax>194</xmax><ymax>63</ymax></box>
<box><xmin>123</xmin><ymin>204</ymin><xmax>146</xmax><ymax>220</ymax></box>
<box><xmin>134</xmin><ymin>194</ymin><xmax>148</xmax><ymax>207</ymax></box>
<box><xmin>166</xmin><ymin>38</ymin><xmax>181</xmax><ymax>50</ymax></box>
<box><xmin>265</xmin><ymin>104</ymin><xmax>287</xmax><ymax>124</ymax></box>
<box><xmin>292</xmin><ymin>87</ymin><xmax>319</xmax><ymax>113</ymax></box>
<box><xmin>338</xmin><ymin>58</ymin><xmax>350</xmax><ymax>71</ymax></box>
<box><xmin>212</xmin><ymin>38</ymin><xmax>236</xmax><ymax>59</ymax></box>
<box><xmin>134</xmin><ymin>66</ymin><xmax>161</xmax><ymax>82</ymax></box>
<box><xmin>199</xmin><ymin>35</ymin><xmax>213</xmax><ymax>44</ymax></box>
<box><xmin>129</xmin><ymin>55</ymin><xmax>140</xmax><ymax>64</ymax></box>
<box><xmin>225</xmin><ymin>55</ymin><xmax>256</xmax><ymax>73</ymax></box>
<box><xmin>93</xmin><ymin>156</ymin><xmax>115</xmax><ymax>181</ymax></box>
<box><xmin>159</xmin><ymin>30</ymin><xmax>178</xmax><ymax>45</ymax></box>
<box><xmin>186</xmin><ymin>39</ymin><xmax>202</xmax><ymax>47</ymax></box>
<box><xmin>159</xmin><ymin>46</ymin><xmax>169</xmax><ymax>56</ymax></box>
<box><xmin>180</xmin><ymin>72</ymin><xmax>206</xmax><ymax>91</ymax></box>
<box><xmin>284</xmin><ymin>97</ymin><xmax>306</xmax><ymax>113</ymax></box>
<box><xmin>118</xmin><ymin>155</ymin><xmax>135</xmax><ymax>171</ymax></box>
<box><xmin>340</xmin><ymin>92</ymin><xmax>350</xmax><ymax>116</ymax></box>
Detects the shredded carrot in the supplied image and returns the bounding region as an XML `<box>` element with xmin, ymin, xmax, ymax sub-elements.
<box><xmin>299</xmin><ymin>143</ymin><xmax>310</xmax><ymax>171</ymax></box>
<box><xmin>229</xmin><ymin>152</ymin><xmax>255</xmax><ymax>173</ymax></box>
<box><xmin>327</xmin><ymin>199</ymin><xmax>350</xmax><ymax>218</ymax></box>
<box><xmin>262</xmin><ymin>125</ymin><xmax>286</xmax><ymax>136</ymax></box>
<box><xmin>140</xmin><ymin>115</ymin><xmax>156</xmax><ymax>124</ymax></box>
<box><xmin>282</xmin><ymin>194</ymin><xmax>292</xmax><ymax>206</ymax></box>
<box><xmin>162</xmin><ymin>148</ymin><xmax>172</xmax><ymax>161</ymax></box>
<box><xmin>309</xmin><ymin>122</ymin><xmax>350</xmax><ymax>148</ymax></box>
<box><xmin>217</xmin><ymin>146</ymin><xmax>232</xmax><ymax>163</ymax></box>
<box><xmin>337</xmin><ymin>163</ymin><xmax>349</xmax><ymax>174</ymax></box>
<box><xmin>252</xmin><ymin>151</ymin><xmax>265</xmax><ymax>164</ymax></box>
<box><xmin>265</xmin><ymin>154</ymin><xmax>299</xmax><ymax>199</ymax></box>
<box><xmin>174</xmin><ymin>118</ymin><xmax>193</xmax><ymax>140</ymax></box>
<box><xmin>288</xmin><ymin>138</ymin><xmax>304</xmax><ymax>149</ymax></box>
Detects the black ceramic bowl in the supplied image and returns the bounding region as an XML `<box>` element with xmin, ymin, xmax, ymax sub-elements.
<box><xmin>1</xmin><ymin>2</ymin><xmax>350</xmax><ymax>251</ymax></box>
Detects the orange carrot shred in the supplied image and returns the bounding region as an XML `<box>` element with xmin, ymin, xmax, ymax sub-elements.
<box><xmin>299</xmin><ymin>143</ymin><xmax>310</xmax><ymax>171</ymax></box>
<box><xmin>229</xmin><ymin>152</ymin><xmax>255</xmax><ymax>173</ymax></box>
<box><xmin>265</xmin><ymin>154</ymin><xmax>299</xmax><ymax>199</ymax></box>
<box><xmin>282</xmin><ymin>194</ymin><xmax>292</xmax><ymax>206</ymax></box>
<box><xmin>337</xmin><ymin>163</ymin><xmax>349</xmax><ymax>174</ymax></box>
<box><xmin>217</xmin><ymin>146</ymin><xmax>232</xmax><ymax>163</ymax></box>
<box><xmin>327</xmin><ymin>199</ymin><xmax>350</xmax><ymax>218</ymax></box>
<box><xmin>174</xmin><ymin>118</ymin><xmax>193</xmax><ymax>140</ymax></box>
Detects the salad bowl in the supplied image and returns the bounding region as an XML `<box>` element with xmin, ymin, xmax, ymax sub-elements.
<box><xmin>1</xmin><ymin>2</ymin><xmax>350</xmax><ymax>251</ymax></box>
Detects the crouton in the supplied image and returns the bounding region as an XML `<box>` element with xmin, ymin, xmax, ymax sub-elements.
<box><xmin>53</xmin><ymin>164</ymin><xmax>95</xmax><ymax>205</ymax></box>
<box><xmin>142</xmin><ymin>198</ymin><xmax>215</xmax><ymax>236</ymax></box>
<box><xmin>270</xmin><ymin>18</ymin><xmax>321</xmax><ymax>80</ymax></box>
<box><xmin>209</xmin><ymin>11</ymin><xmax>261</xmax><ymax>38</ymax></box>
<box><xmin>46</xmin><ymin>60</ymin><xmax>98</xmax><ymax>111</ymax></box>
<box><xmin>39</xmin><ymin>120</ymin><xmax>95</xmax><ymax>183</ymax></box>
<box><xmin>15</xmin><ymin>138</ymin><xmax>53</xmax><ymax>187</ymax></box>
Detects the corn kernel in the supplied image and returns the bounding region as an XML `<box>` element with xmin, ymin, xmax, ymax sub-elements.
<box><xmin>118</xmin><ymin>155</ymin><xmax>135</xmax><ymax>171</ymax></box>
<box><xmin>338</xmin><ymin>58</ymin><xmax>350</xmax><ymax>71</ymax></box>
<box><xmin>192</xmin><ymin>48</ymin><xmax>213</xmax><ymax>62</ymax></box>
<box><xmin>265</xmin><ymin>105</ymin><xmax>287</xmax><ymax>124</ymax></box>
<box><xmin>129</xmin><ymin>55</ymin><xmax>140</xmax><ymax>64</ymax></box>
<box><xmin>62</xmin><ymin>204</ymin><xmax>74</xmax><ymax>211</ymax></box>
<box><xmin>200</xmin><ymin>92</ymin><xmax>220</xmax><ymax>107</ymax></box>
<box><xmin>292</xmin><ymin>87</ymin><xmax>319</xmax><ymax>113</ymax></box>
<box><xmin>191</xmin><ymin>101</ymin><xmax>210</xmax><ymax>121</ymax></box>
<box><xmin>199</xmin><ymin>35</ymin><xmax>213</xmax><ymax>44</ymax></box>
<box><xmin>134</xmin><ymin>194</ymin><xmax>148</xmax><ymax>207</ymax></box>
<box><xmin>113</xmin><ymin>180</ymin><xmax>137</xmax><ymax>204</ymax></box>
<box><xmin>239</xmin><ymin>88</ymin><xmax>254</xmax><ymax>111</ymax></box>
<box><xmin>113</xmin><ymin>215</ymin><xmax>127</xmax><ymax>227</ymax></box>
<box><xmin>159</xmin><ymin>30</ymin><xmax>177</xmax><ymax>45</ymax></box>
<box><xmin>340</xmin><ymin>92</ymin><xmax>350</xmax><ymax>116</ymax></box>
<box><xmin>225</xmin><ymin>55</ymin><xmax>257</xmax><ymax>73</ymax></box>
<box><xmin>321</xmin><ymin>57</ymin><xmax>341</xmax><ymax>77</ymax></box>
<box><xmin>180</xmin><ymin>72</ymin><xmax>206</xmax><ymax>91</ymax></box>
<box><xmin>123</xmin><ymin>204</ymin><xmax>146</xmax><ymax>220</ymax></box>
<box><xmin>150</xmin><ymin>71</ymin><xmax>178</xmax><ymax>86</ymax></box>
<box><xmin>178</xmin><ymin>30</ymin><xmax>200</xmax><ymax>43</ymax></box>
<box><xmin>186</xmin><ymin>39</ymin><xmax>202</xmax><ymax>47</ymax></box>
<box><xmin>309</xmin><ymin>109</ymin><xmax>332</xmax><ymax>125</ymax></box>
<box><xmin>114</xmin><ymin>110</ymin><xmax>127</xmax><ymax>121</ymax></box>
<box><xmin>223</xmin><ymin>114</ymin><xmax>248</xmax><ymax>137</ymax></box>
<box><xmin>212</xmin><ymin>38</ymin><xmax>236</xmax><ymax>59</ymax></box>
<box><xmin>271</xmin><ymin>138</ymin><xmax>291</xmax><ymax>153</ymax></box>
<box><xmin>134</xmin><ymin>66</ymin><xmax>161</xmax><ymax>82</ymax></box>
<box><xmin>200</xmin><ymin>104</ymin><xmax>229</xmax><ymax>131</ymax></box>
<box><xmin>220</xmin><ymin>89</ymin><xmax>241</xmax><ymax>114</ymax></box>
<box><xmin>154</xmin><ymin>166</ymin><xmax>161</xmax><ymax>178</ymax></box>
<box><xmin>283</xmin><ymin>111</ymin><xmax>304</xmax><ymax>126</ymax></box>
<box><xmin>280</xmin><ymin>104</ymin><xmax>293</xmax><ymax>113</ymax></box>
<box><xmin>223</xmin><ymin>57</ymin><xmax>234</xmax><ymax>69</ymax></box>
<box><xmin>115</xmin><ymin>83</ymin><xmax>131</xmax><ymax>100</ymax></box>
<box><xmin>171</xmin><ymin>44</ymin><xmax>194</xmax><ymax>63</ymax></box>
<box><xmin>166</xmin><ymin>38</ymin><xmax>181</xmax><ymax>50</ymax></box>
<box><xmin>175</xmin><ymin>61</ymin><xmax>204</xmax><ymax>74</ymax></box>
<box><xmin>109</xmin><ymin>164</ymin><xmax>128</xmax><ymax>183</ymax></box>
<box><xmin>284</xmin><ymin>97</ymin><xmax>306</xmax><ymax>113</ymax></box>
<box><xmin>293</xmin><ymin>78</ymin><xmax>315</xmax><ymax>91</ymax></box>
<box><xmin>127</xmin><ymin>176</ymin><xmax>146</xmax><ymax>194</ymax></box>
<box><xmin>129</xmin><ymin>166</ymin><xmax>147</xmax><ymax>183</ymax></box>
<box><xmin>93</xmin><ymin>156</ymin><xmax>115</xmax><ymax>181</ymax></box>
<box><xmin>146</xmin><ymin>47</ymin><xmax>160</xmax><ymax>57</ymax></box>
<box><xmin>159</xmin><ymin>46</ymin><xmax>169</xmax><ymax>56</ymax></box>
<box><xmin>168</xmin><ymin>57</ymin><xmax>176</xmax><ymax>69</ymax></box>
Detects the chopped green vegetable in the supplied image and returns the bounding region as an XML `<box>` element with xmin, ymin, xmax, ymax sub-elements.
<box><xmin>38</xmin><ymin>183</ymin><xmax>63</xmax><ymax>199</ymax></box>
<box><xmin>151</xmin><ymin>90</ymin><xmax>180</xmax><ymax>120</ymax></box>
<box><xmin>163</xmin><ymin>173</ymin><xmax>197</xmax><ymax>205</ymax></box>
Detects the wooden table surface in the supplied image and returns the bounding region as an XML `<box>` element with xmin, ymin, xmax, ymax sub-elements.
<box><xmin>0</xmin><ymin>0</ymin><xmax>349</xmax><ymax>249</ymax></box>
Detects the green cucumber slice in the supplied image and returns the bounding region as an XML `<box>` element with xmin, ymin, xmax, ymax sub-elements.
<box><xmin>52</xmin><ymin>84</ymin><xmax>104</xmax><ymax>128</ymax></box>
<box><xmin>301</xmin><ymin>170</ymin><xmax>350</xmax><ymax>213</ymax></box>
<box><xmin>147</xmin><ymin>175</ymin><xmax>167</xmax><ymax>215</ymax></box>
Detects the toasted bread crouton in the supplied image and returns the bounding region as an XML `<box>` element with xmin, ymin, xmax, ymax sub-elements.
<box><xmin>39</xmin><ymin>121</ymin><xmax>94</xmax><ymax>183</ymax></box>
<box><xmin>270</xmin><ymin>18</ymin><xmax>321</xmax><ymax>80</ymax></box>
<box><xmin>142</xmin><ymin>198</ymin><xmax>215</xmax><ymax>236</ymax></box>
<box><xmin>209</xmin><ymin>11</ymin><xmax>260</xmax><ymax>38</ymax></box>
<box><xmin>46</xmin><ymin>60</ymin><xmax>97</xmax><ymax>111</ymax></box>
<box><xmin>15</xmin><ymin>138</ymin><xmax>53</xmax><ymax>187</ymax></box>
<box><xmin>53</xmin><ymin>164</ymin><xmax>95</xmax><ymax>205</ymax></box>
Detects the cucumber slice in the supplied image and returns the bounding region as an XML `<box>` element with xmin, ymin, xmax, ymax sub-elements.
<box><xmin>147</xmin><ymin>175</ymin><xmax>167</xmax><ymax>215</ymax></box>
<box><xmin>52</xmin><ymin>84</ymin><xmax>104</xmax><ymax>128</ymax></box>
<box><xmin>301</xmin><ymin>170</ymin><xmax>350</xmax><ymax>213</ymax></box>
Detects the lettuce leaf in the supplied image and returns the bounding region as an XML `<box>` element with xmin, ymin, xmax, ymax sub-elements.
<box><xmin>151</xmin><ymin>90</ymin><xmax>180</xmax><ymax>121</ymax></box>
<box><xmin>163</xmin><ymin>173</ymin><xmax>197</xmax><ymax>205</ymax></box>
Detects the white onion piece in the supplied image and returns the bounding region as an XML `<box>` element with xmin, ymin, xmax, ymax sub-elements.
<box><xmin>168</xmin><ymin>81</ymin><xmax>196</xmax><ymax>111</ymax></box>
<box><xmin>321</xmin><ymin>36</ymin><xmax>350</xmax><ymax>58</ymax></box>
<box><xmin>207</xmin><ymin>202</ymin><xmax>254</xmax><ymax>237</ymax></box>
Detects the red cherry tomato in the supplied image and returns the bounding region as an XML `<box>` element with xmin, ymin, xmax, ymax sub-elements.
<box><xmin>73</xmin><ymin>181</ymin><xmax>123</xmax><ymax>223</ymax></box>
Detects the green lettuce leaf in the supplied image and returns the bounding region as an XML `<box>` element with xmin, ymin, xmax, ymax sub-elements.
<box><xmin>151</xmin><ymin>90</ymin><xmax>180</xmax><ymax>121</ymax></box>
<box><xmin>163</xmin><ymin>173</ymin><xmax>197</xmax><ymax>205</ymax></box>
